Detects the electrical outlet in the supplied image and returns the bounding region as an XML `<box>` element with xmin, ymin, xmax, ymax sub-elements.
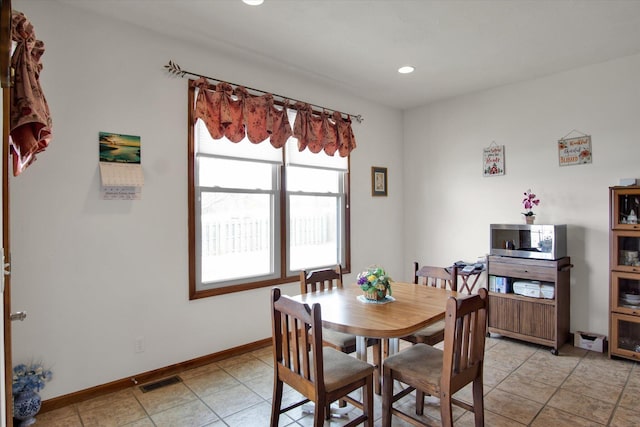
<box><xmin>134</xmin><ymin>336</ymin><xmax>145</xmax><ymax>353</ymax></box>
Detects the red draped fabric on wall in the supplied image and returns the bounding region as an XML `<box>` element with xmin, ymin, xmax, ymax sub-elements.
<box><xmin>192</xmin><ymin>78</ymin><xmax>356</xmax><ymax>156</ymax></box>
<box><xmin>10</xmin><ymin>11</ymin><xmax>52</xmax><ymax>176</ymax></box>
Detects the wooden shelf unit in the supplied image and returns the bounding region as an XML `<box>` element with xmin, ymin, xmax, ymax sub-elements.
<box><xmin>609</xmin><ymin>186</ymin><xmax>640</xmax><ymax>361</ymax></box>
<box><xmin>487</xmin><ymin>255</ymin><xmax>572</xmax><ymax>355</ymax></box>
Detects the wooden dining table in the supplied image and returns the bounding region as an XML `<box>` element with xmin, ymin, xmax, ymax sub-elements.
<box><xmin>292</xmin><ymin>281</ymin><xmax>458</xmax><ymax>361</ymax></box>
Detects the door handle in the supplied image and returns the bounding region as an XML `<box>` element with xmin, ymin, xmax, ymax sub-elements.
<box><xmin>10</xmin><ymin>311</ymin><xmax>27</xmax><ymax>321</ymax></box>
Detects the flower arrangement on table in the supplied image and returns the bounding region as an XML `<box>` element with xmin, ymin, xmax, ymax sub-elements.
<box><xmin>357</xmin><ymin>266</ymin><xmax>392</xmax><ymax>301</ymax></box>
<box><xmin>12</xmin><ymin>362</ymin><xmax>53</xmax><ymax>395</ymax></box>
<box><xmin>522</xmin><ymin>189</ymin><xmax>540</xmax><ymax>217</ymax></box>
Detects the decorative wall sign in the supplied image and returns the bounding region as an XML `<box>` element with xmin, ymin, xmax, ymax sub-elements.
<box><xmin>371</xmin><ymin>166</ymin><xmax>388</xmax><ymax>197</ymax></box>
<box><xmin>483</xmin><ymin>142</ymin><xmax>505</xmax><ymax>177</ymax></box>
<box><xmin>558</xmin><ymin>131</ymin><xmax>592</xmax><ymax>167</ymax></box>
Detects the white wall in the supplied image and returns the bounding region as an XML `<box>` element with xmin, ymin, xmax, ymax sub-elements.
<box><xmin>11</xmin><ymin>1</ymin><xmax>404</xmax><ymax>399</ymax></box>
<box><xmin>403</xmin><ymin>53</ymin><xmax>640</xmax><ymax>337</ymax></box>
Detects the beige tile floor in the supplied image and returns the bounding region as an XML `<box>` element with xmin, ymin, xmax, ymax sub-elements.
<box><xmin>34</xmin><ymin>336</ymin><xmax>640</xmax><ymax>426</ymax></box>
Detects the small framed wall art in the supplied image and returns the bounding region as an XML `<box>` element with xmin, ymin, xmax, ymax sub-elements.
<box><xmin>483</xmin><ymin>142</ymin><xmax>505</xmax><ymax>177</ymax></box>
<box><xmin>371</xmin><ymin>166</ymin><xmax>388</xmax><ymax>197</ymax></box>
<box><xmin>558</xmin><ymin>132</ymin><xmax>592</xmax><ymax>166</ymax></box>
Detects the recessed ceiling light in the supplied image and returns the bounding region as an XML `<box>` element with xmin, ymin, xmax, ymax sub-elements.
<box><xmin>243</xmin><ymin>0</ymin><xmax>264</xmax><ymax>5</ymax></box>
<box><xmin>398</xmin><ymin>66</ymin><xmax>415</xmax><ymax>74</ymax></box>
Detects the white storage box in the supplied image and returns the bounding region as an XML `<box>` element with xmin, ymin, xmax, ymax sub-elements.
<box><xmin>620</xmin><ymin>178</ymin><xmax>638</xmax><ymax>186</ymax></box>
<box><xmin>513</xmin><ymin>281</ymin><xmax>555</xmax><ymax>299</ymax></box>
<box><xmin>574</xmin><ymin>331</ymin><xmax>606</xmax><ymax>352</ymax></box>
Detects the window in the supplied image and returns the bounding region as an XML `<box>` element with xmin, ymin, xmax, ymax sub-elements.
<box><xmin>188</xmin><ymin>87</ymin><xmax>351</xmax><ymax>298</ymax></box>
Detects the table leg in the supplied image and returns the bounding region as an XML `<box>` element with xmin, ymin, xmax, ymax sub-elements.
<box><xmin>355</xmin><ymin>336</ymin><xmax>367</xmax><ymax>361</ymax></box>
<box><xmin>355</xmin><ymin>337</ymin><xmax>400</xmax><ymax>394</ymax></box>
<box><xmin>356</xmin><ymin>337</ymin><xmax>397</xmax><ymax>359</ymax></box>
<box><xmin>388</xmin><ymin>338</ymin><xmax>399</xmax><ymax>355</ymax></box>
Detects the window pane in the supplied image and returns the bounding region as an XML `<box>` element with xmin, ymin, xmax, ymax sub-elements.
<box><xmin>200</xmin><ymin>192</ymin><xmax>274</xmax><ymax>283</ymax></box>
<box><xmin>199</xmin><ymin>157</ymin><xmax>273</xmax><ymax>190</ymax></box>
<box><xmin>287</xmin><ymin>166</ymin><xmax>340</xmax><ymax>193</ymax></box>
<box><xmin>289</xmin><ymin>195</ymin><xmax>340</xmax><ymax>271</ymax></box>
<box><xmin>284</xmin><ymin>111</ymin><xmax>348</xmax><ymax>170</ymax></box>
<box><xmin>195</xmin><ymin>117</ymin><xmax>282</xmax><ymax>162</ymax></box>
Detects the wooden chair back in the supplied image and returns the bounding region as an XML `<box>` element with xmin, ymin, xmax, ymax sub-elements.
<box><xmin>300</xmin><ymin>265</ymin><xmax>384</xmax><ymax>396</ymax></box>
<box><xmin>442</xmin><ymin>287</ymin><xmax>488</xmax><ymax>398</ymax></box>
<box><xmin>413</xmin><ymin>262</ymin><xmax>458</xmax><ymax>291</ymax></box>
<box><xmin>382</xmin><ymin>288</ymin><xmax>488</xmax><ymax>426</ymax></box>
<box><xmin>300</xmin><ymin>265</ymin><xmax>343</xmax><ymax>294</ymax></box>
<box><xmin>271</xmin><ymin>287</ymin><xmax>325</xmax><ymax>399</ymax></box>
<box><xmin>270</xmin><ymin>287</ymin><xmax>374</xmax><ymax>426</ymax></box>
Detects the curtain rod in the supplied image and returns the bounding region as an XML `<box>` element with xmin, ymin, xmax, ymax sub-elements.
<box><xmin>164</xmin><ymin>60</ymin><xmax>363</xmax><ymax>123</ymax></box>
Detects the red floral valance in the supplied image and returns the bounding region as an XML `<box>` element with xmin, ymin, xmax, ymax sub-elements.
<box><xmin>10</xmin><ymin>11</ymin><xmax>52</xmax><ymax>176</ymax></box>
<box><xmin>192</xmin><ymin>78</ymin><xmax>356</xmax><ymax>157</ymax></box>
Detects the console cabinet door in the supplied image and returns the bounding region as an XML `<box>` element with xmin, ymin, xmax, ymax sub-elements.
<box><xmin>612</xmin><ymin>187</ymin><xmax>640</xmax><ymax>230</ymax></box>
<box><xmin>611</xmin><ymin>271</ymin><xmax>640</xmax><ymax>316</ymax></box>
<box><xmin>611</xmin><ymin>313</ymin><xmax>640</xmax><ymax>361</ymax></box>
<box><xmin>611</xmin><ymin>231</ymin><xmax>640</xmax><ymax>274</ymax></box>
<box><xmin>518</xmin><ymin>301</ymin><xmax>555</xmax><ymax>340</ymax></box>
<box><xmin>488</xmin><ymin>295</ymin><xmax>518</xmax><ymax>332</ymax></box>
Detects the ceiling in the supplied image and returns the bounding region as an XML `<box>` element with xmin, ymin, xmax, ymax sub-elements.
<box><xmin>58</xmin><ymin>0</ymin><xmax>640</xmax><ymax>110</ymax></box>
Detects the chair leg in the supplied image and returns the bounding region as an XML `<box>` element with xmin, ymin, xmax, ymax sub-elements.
<box><xmin>270</xmin><ymin>377</ymin><xmax>283</xmax><ymax>427</ymax></box>
<box><xmin>364</xmin><ymin>375</ymin><xmax>374</xmax><ymax>427</ymax></box>
<box><xmin>472</xmin><ymin>377</ymin><xmax>484</xmax><ymax>426</ymax></box>
<box><xmin>373</xmin><ymin>339</ymin><xmax>382</xmax><ymax>395</ymax></box>
<box><xmin>325</xmin><ymin>402</ymin><xmax>332</xmax><ymax>420</ymax></box>
<box><xmin>381</xmin><ymin>365</ymin><xmax>394</xmax><ymax>427</ymax></box>
<box><xmin>315</xmin><ymin>397</ymin><xmax>327</xmax><ymax>426</ymax></box>
<box><xmin>415</xmin><ymin>390</ymin><xmax>425</xmax><ymax>415</ymax></box>
<box><xmin>440</xmin><ymin>391</ymin><xmax>454</xmax><ymax>427</ymax></box>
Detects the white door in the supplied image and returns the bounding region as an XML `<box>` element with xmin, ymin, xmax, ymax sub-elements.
<box><xmin>1</xmin><ymin>2</ymin><xmax>12</xmax><ymax>424</ymax></box>
<box><xmin>1</xmin><ymin>83</ymin><xmax>7</xmax><ymax>427</ymax></box>
<box><xmin>1</xmin><ymin>82</ymin><xmax>8</xmax><ymax>427</ymax></box>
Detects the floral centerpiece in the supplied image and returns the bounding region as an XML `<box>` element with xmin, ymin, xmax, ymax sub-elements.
<box><xmin>12</xmin><ymin>362</ymin><xmax>52</xmax><ymax>426</ymax></box>
<box><xmin>522</xmin><ymin>189</ymin><xmax>540</xmax><ymax>223</ymax></box>
<box><xmin>13</xmin><ymin>362</ymin><xmax>52</xmax><ymax>394</ymax></box>
<box><xmin>357</xmin><ymin>266</ymin><xmax>392</xmax><ymax>300</ymax></box>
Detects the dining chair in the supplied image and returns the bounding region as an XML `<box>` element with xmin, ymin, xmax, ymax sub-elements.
<box><xmin>381</xmin><ymin>288</ymin><xmax>488</xmax><ymax>427</ymax></box>
<box><xmin>300</xmin><ymin>265</ymin><xmax>383</xmax><ymax>395</ymax></box>
<box><xmin>399</xmin><ymin>262</ymin><xmax>458</xmax><ymax>346</ymax></box>
<box><xmin>413</xmin><ymin>262</ymin><xmax>458</xmax><ymax>291</ymax></box>
<box><xmin>270</xmin><ymin>287</ymin><xmax>375</xmax><ymax>427</ymax></box>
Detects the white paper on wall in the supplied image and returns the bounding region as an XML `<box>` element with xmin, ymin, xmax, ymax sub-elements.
<box><xmin>99</xmin><ymin>162</ymin><xmax>144</xmax><ymax>199</ymax></box>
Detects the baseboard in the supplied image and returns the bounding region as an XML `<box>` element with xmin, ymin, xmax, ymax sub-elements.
<box><xmin>40</xmin><ymin>337</ymin><xmax>272</xmax><ymax>414</ymax></box>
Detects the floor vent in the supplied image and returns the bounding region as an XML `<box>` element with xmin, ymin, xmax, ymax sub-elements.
<box><xmin>139</xmin><ymin>375</ymin><xmax>182</xmax><ymax>393</ymax></box>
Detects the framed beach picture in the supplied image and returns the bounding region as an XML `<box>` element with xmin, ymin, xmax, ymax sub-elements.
<box><xmin>371</xmin><ymin>166</ymin><xmax>388</xmax><ymax>197</ymax></box>
<box><xmin>99</xmin><ymin>132</ymin><xmax>141</xmax><ymax>164</ymax></box>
